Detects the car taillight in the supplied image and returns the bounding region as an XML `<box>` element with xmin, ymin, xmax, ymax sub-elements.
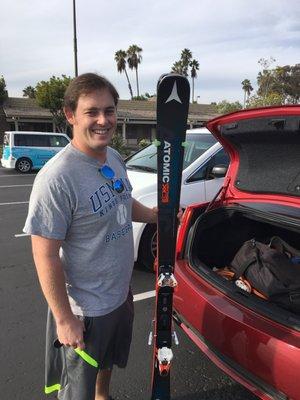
<box><xmin>176</xmin><ymin>206</ymin><xmax>194</xmax><ymax>259</ymax></box>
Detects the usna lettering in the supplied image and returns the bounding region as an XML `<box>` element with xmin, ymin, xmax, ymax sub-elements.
<box><xmin>89</xmin><ymin>177</ymin><xmax>132</xmax><ymax>216</ymax></box>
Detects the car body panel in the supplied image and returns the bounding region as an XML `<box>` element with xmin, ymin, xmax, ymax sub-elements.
<box><xmin>174</xmin><ymin>259</ymin><xmax>300</xmax><ymax>399</ymax></box>
<box><xmin>173</xmin><ymin>106</ymin><xmax>300</xmax><ymax>399</ymax></box>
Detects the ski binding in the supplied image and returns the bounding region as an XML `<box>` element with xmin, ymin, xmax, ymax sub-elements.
<box><xmin>157</xmin><ymin>272</ymin><xmax>178</xmax><ymax>288</ymax></box>
<box><xmin>157</xmin><ymin>347</ymin><xmax>173</xmax><ymax>375</ymax></box>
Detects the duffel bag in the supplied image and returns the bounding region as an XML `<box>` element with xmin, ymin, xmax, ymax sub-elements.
<box><xmin>230</xmin><ymin>236</ymin><xmax>300</xmax><ymax>312</ymax></box>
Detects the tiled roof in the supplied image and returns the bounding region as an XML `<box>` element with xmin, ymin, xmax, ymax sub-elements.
<box><xmin>3</xmin><ymin>97</ymin><xmax>219</xmax><ymax>122</ymax></box>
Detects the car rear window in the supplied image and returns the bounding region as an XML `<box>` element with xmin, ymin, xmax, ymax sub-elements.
<box><xmin>126</xmin><ymin>133</ymin><xmax>217</xmax><ymax>172</ymax></box>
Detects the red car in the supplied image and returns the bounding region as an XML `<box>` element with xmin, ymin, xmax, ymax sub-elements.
<box><xmin>173</xmin><ymin>106</ymin><xmax>300</xmax><ymax>400</ymax></box>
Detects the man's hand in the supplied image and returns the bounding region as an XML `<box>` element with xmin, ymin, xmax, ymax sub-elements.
<box><xmin>132</xmin><ymin>199</ymin><xmax>184</xmax><ymax>224</ymax></box>
<box><xmin>56</xmin><ymin>315</ymin><xmax>86</xmax><ymax>350</ymax></box>
<box><xmin>151</xmin><ymin>206</ymin><xmax>183</xmax><ymax>223</ymax></box>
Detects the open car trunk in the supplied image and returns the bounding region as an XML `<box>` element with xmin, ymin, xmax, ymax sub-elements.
<box><xmin>187</xmin><ymin>204</ymin><xmax>300</xmax><ymax>329</ymax></box>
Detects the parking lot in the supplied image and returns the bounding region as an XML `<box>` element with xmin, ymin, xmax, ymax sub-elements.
<box><xmin>0</xmin><ymin>166</ymin><xmax>258</xmax><ymax>400</ymax></box>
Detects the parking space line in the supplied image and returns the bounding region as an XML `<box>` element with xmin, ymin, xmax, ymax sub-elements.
<box><xmin>0</xmin><ymin>184</ymin><xmax>33</xmax><ymax>188</ymax></box>
<box><xmin>0</xmin><ymin>174</ymin><xmax>36</xmax><ymax>178</ymax></box>
<box><xmin>12</xmin><ymin>234</ymin><xmax>155</xmax><ymax>301</ymax></box>
<box><xmin>133</xmin><ymin>290</ymin><xmax>155</xmax><ymax>302</ymax></box>
<box><xmin>0</xmin><ymin>201</ymin><xmax>29</xmax><ymax>206</ymax></box>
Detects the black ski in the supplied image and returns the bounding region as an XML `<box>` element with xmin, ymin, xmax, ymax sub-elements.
<box><xmin>150</xmin><ymin>73</ymin><xmax>190</xmax><ymax>400</ymax></box>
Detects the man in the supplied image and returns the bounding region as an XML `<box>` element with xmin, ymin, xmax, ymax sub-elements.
<box><xmin>24</xmin><ymin>73</ymin><xmax>158</xmax><ymax>400</ymax></box>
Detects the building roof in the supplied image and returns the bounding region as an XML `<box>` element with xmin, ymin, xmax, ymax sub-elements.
<box><xmin>3</xmin><ymin>97</ymin><xmax>219</xmax><ymax>122</ymax></box>
<box><xmin>117</xmin><ymin>100</ymin><xmax>218</xmax><ymax>122</ymax></box>
<box><xmin>3</xmin><ymin>97</ymin><xmax>52</xmax><ymax>118</ymax></box>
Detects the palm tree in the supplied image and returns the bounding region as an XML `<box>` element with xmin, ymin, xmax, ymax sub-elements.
<box><xmin>241</xmin><ymin>79</ymin><xmax>254</xmax><ymax>107</ymax></box>
<box><xmin>127</xmin><ymin>44</ymin><xmax>143</xmax><ymax>97</ymax></box>
<box><xmin>180</xmin><ymin>48</ymin><xmax>193</xmax><ymax>76</ymax></box>
<box><xmin>190</xmin><ymin>59</ymin><xmax>199</xmax><ymax>103</ymax></box>
<box><xmin>114</xmin><ymin>50</ymin><xmax>133</xmax><ymax>99</ymax></box>
<box><xmin>171</xmin><ymin>61</ymin><xmax>184</xmax><ymax>75</ymax></box>
<box><xmin>23</xmin><ymin>85</ymin><xmax>36</xmax><ymax>99</ymax></box>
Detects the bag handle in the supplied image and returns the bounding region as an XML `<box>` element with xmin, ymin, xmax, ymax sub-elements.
<box><xmin>269</xmin><ymin>236</ymin><xmax>300</xmax><ymax>257</ymax></box>
<box><xmin>232</xmin><ymin>257</ymin><xmax>257</xmax><ymax>280</ymax></box>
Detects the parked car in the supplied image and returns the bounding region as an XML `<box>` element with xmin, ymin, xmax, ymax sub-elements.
<box><xmin>126</xmin><ymin>128</ymin><xmax>229</xmax><ymax>269</ymax></box>
<box><xmin>1</xmin><ymin>131</ymin><xmax>70</xmax><ymax>173</ymax></box>
<box><xmin>173</xmin><ymin>106</ymin><xmax>300</xmax><ymax>399</ymax></box>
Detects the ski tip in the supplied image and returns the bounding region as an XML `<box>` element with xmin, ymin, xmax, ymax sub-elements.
<box><xmin>157</xmin><ymin>73</ymin><xmax>190</xmax><ymax>90</ymax></box>
<box><xmin>158</xmin><ymin>72</ymin><xmax>189</xmax><ymax>81</ymax></box>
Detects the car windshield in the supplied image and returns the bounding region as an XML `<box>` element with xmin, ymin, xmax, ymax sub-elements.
<box><xmin>126</xmin><ymin>133</ymin><xmax>217</xmax><ymax>172</ymax></box>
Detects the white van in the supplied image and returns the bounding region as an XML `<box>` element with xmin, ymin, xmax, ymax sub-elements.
<box><xmin>1</xmin><ymin>131</ymin><xmax>70</xmax><ymax>173</ymax></box>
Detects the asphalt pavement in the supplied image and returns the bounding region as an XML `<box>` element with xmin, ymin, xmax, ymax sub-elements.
<box><xmin>0</xmin><ymin>166</ymin><xmax>258</xmax><ymax>400</ymax></box>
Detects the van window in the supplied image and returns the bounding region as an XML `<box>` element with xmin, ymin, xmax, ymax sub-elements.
<box><xmin>14</xmin><ymin>134</ymin><xmax>50</xmax><ymax>147</ymax></box>
<box><xmin>49</xmin><ymin>135</ymin><xmax>69</xmax><ymax>147</ymax></box>
<box><xmin>3</xmin><ymin>133</ymin><xmax>10</xmax><ymax>146</ymax></box>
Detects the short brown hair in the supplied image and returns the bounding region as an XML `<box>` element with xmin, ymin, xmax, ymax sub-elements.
<box><xmin>64</xmin><ymin>73</ymin><xmax>119</xmax><ymax>111</ymax></box>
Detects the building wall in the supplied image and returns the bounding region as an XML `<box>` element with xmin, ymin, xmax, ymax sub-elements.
<box><xmin>0</xmin><ymin>106</ymin><xmax>9</xmax><ymax>144</ymax></box>
<box><xmin>116</xmin><ymin>122</ymin><xmax>154</xmax><ymax>145</ymax></box>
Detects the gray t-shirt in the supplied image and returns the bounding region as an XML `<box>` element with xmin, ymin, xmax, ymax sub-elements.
<box><xmin>24</xmin><ymin>143</ymin><xmax>134</xmax><ymax>317</ymax></box>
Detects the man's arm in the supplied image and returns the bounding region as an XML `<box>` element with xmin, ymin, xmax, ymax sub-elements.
<box><xmin>31</xmin><ymin>235</ymin><xmax>85</xmax><ymax>349</ymax></box>
<box><xmin>132</xmin><ymin>198</ymin><xmax>157</xmax><ymax>224</ymax></box>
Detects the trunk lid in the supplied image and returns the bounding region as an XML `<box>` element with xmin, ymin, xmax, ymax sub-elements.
<box><xmin>206</xmin><ymin>106</ymin><xmax>300</xmax><ymax>207</ymax></box>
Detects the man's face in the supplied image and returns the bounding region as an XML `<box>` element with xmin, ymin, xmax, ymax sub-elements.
<box><xmin>65</xmin><ymin>89</ymin><xmax>117</xmax><ymax>158</ymax></box>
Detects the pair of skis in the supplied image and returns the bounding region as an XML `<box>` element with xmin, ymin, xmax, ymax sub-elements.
<box><xmin>149</xmin><ymin>74</ymin><xmax>190</xmax><ymax>400</ymax></box>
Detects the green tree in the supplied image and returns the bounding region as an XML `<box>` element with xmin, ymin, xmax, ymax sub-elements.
<box><xmin>265</xmin><ymin>64</ymin><xmax>300</xmax><ymax>104</ymax></box>
<box><xmin>35</xmin><ymin>75</ymin><xmax>72</xmax><ymax>132</ymax></box>
<box><xmin>257</xmin><ymin>57</ymin><xmax>276</xmax><ymax>105</ymax></box>
<box><xmin>249</xmin><ymin>60</ymin><xmax>300</xmax><ymax>106</ymax></box>
<box><xmin>23</xmin><ymin>85</ymin><xmax>36</xmax><ymax>99</ymax></box>
<box><xmin>246</xmin><ymin>93</ymin><xmax>284</xmax><ymax>108</ymax></box>
<box><xmin>241</xmin><ymin>79</ymin><xmax>253</xmax><ymax>107</ymax></box>
<box><xmin>283</xmin><ymin>64</ymin><xmax>300</xmax><ymax>103</ymax></box>
<box><xmin>0</xmin><ymin>75</ymin><xmax>8</xmax><ymax>104</ymax></box>
<box><xmin>190</xmin><ymin>59</ymin><xmax>200</xmax><ymax>103</ymax></box>
<box><xmin>127</xmin><ymin>44</ymin><xmax>143</xmax><ymax>97</ymax></box>
<box><xmin>216</xmin><ymin>100</ymin><xmax>243</xmax><ymax>114</ymax></box>
<box><xmin>138</xmin><ymin>138</ymin><xmax>151</xmax><ymax>148</ymax></box>
<box><xmin>110</xmin><ymin>133</ymin><xmax>128</xmax><ymax>157</ymax></box>
<box><xmin>132</xmin><ymin>92</ymin><xmax>152</xmax><ymax>101</ymax></box>
<box><xmin>114</xmin><ymin>50</ymin><xmax>133</xmax><ymax>99</ymax></box>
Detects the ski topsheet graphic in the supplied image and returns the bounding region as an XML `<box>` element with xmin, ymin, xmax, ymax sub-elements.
<box><xmin>149</xmin><ymin>74</ymin><xmax>190</xmax><ymax>400</ymax></box>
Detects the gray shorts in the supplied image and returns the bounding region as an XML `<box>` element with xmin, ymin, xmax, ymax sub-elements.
<box><xmin>44</xmin><ymin>292</ymin><xmax>134</xmax><ymax>400</ymax></box>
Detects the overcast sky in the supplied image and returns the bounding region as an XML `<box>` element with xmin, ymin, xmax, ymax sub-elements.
<box><xmin>1</xmin><ymin>0</ymin><xmax>299</xmax><ymax>104</ymax></box>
